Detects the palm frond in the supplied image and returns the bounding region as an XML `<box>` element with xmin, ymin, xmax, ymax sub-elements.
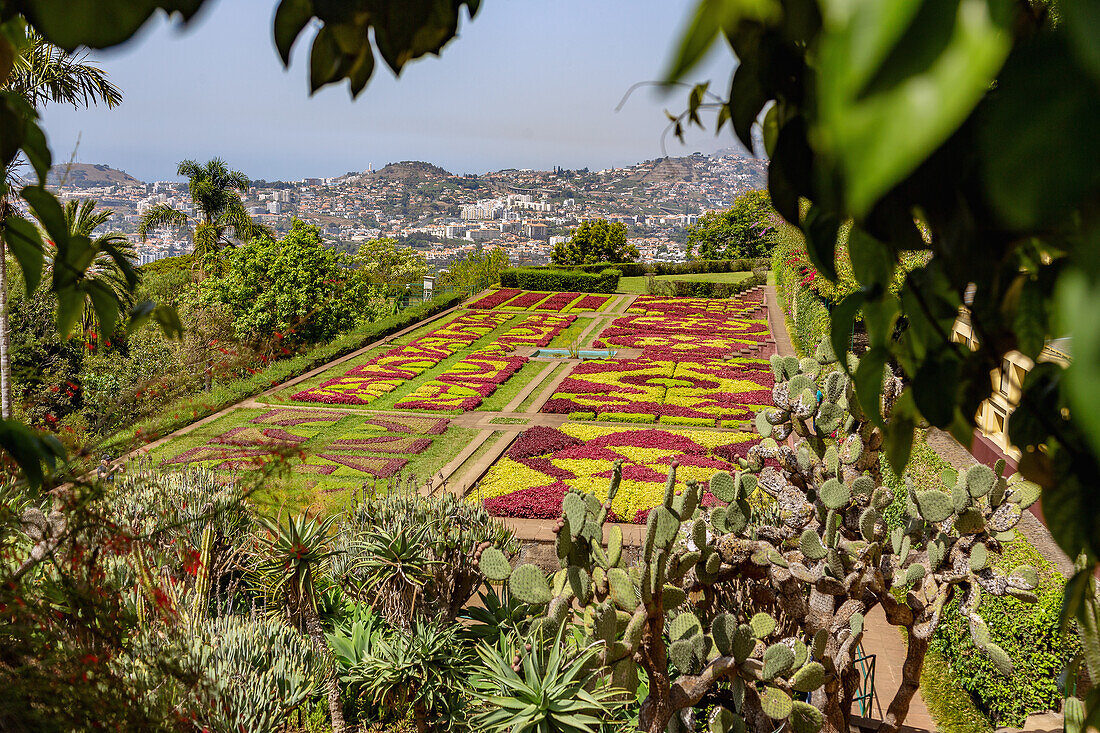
<box><xmin>220</xmin><ymin>201</ymin><xmax>271</xmax><ymax>244</ymax></box>
<box><xmin>137</xmin><ymin>204</ymin><xmax>189</xmax><ymax>240</ymax></box>
<box><xmin>4</xmin><ymin>28</ymin><xmax>121</xmax><ymax>110</ymax></box>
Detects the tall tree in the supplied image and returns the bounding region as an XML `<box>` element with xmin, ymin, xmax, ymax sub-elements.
<box><xmin>0</xmin><ymin>24</ymin><xmax>121</xmax><ymax>421</ymax></box>
<box><xmin>551</xmin><ymin>219</ymin><xmax>638</xmax><ymax>266</ymax></box>
<box><xmin>137</xmin><ymin>158</ymin><xmax>270</xmax><ymax>272</ymax></box>
<box><xmin>687</xmin><ymin>189</ymin><xmax>778</xmax><ymax>260</ymax></box>
<box><xmin>354</xmin><ymin>236</ymin><xmax>430</xmax><ymax>285</ymax></box>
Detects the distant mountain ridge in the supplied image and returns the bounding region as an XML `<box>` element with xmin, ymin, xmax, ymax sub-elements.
<box><xmin>48</xmin><ymin>163</ymin><xmax>143</xmax><ymax>188</ymax></box>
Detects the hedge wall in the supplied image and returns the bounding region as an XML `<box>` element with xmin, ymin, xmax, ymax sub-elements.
<box><xmin>499</xmin><ymin>267</ymin><xmax>620</xmax><ymax>293</ymax></box>
<box><xmin>541</xmin><ymin>258</ymin><xmax>769</xmax><ymax>277</ymax></box>
<box><xmin>773</xmin><ymin>231</ymin><xmax>830</xmax><ymax>356</ymax></box>
<box><xmin>649</xmin><ymin>270</ymin><xmax>768</xmax><ymax>298</ymax></box>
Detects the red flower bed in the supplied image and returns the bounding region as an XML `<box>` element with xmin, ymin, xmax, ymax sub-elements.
<box><xmin>573</xmin><ymin>294</ymin><xmax>609</xmax><ymax>311</ymax></box>
<box><xmin>483</xmin><ymin>482</ymin><xmax>568</xmax><ymax>519</ymax></box>
<box><xmin>537</xmin><ymin>292</ymin><xmax>584</xmax><ymax>311</ymax></box>
<box><xmin>508</xmin><ymin>425</ymin><xmax>583</xmax><ymax>460</ymax></box>
<box><xmin>504</xmin><ymin>291</ymin><xmax>552</xmax><ymax>309</ymax></box>
<box><xmin>469</xmin><ymin>288</ymin><xmax>522</xmax><ymax>309</ymax></box>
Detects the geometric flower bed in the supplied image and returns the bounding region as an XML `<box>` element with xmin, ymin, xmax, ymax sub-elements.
<box><xmin>540</xmin><ymin>356</ymin><xmax>774</xmax><ymax>426</ymax></box>
<box><xmin>289</xmin><ymin>312</ymin><xmax>513</xmax><ymax>406</ymax></box>
<box><xmin>394</xmin><ymin>350</ymin><xmax>528</xmax><ymax>410</ymax></box>
<box><xmin>473</xmin><ymin>423</ymin><xmax>759</xmax><ymax>523</ymax></box>
<box><xmin>161</xmin><ymin>408</ymin><xmax>452</xmax><ymax>479</ymax></box>
<box><xmin>469</xmin><ymin>289</ymin><xmax>612</xmax><ymax>313</ymax></box>
<box><xmin>483</xmin><ymin>313</ymin><xmax>576</xmax><ymax>352</ymax></box>
<box><xmin>543</xmin><ymin>291</ymin><xmax>775</xmax><ymax>426</ymax></box>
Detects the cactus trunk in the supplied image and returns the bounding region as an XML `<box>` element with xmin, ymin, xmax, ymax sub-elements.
<box><xmin>878</xmin><ymin>636</ymin><xmax>928</xmax><ymax>733</ymax></box>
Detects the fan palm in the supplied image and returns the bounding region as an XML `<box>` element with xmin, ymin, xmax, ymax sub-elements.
<box><xmin>255</xmin><ymin>513</ymin><xmax>346</xmax><ymax>733</ymax></box>
<box><xmin>138</xmin><ymin>158</ymin><xmax>271</xmax><ymax>269</ymax></box>
<box><xmin>0</xmin><ymin>25</ymin><xmax>122</xmax><ymax>419</ymax></box>
<box><xmin>46</xmin><ymin>199</ymin><xmax>138</xmax><ymax>338</ymax></box>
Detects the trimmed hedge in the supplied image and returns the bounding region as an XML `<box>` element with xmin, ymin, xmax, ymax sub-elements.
<box><xmin>101</xmin><ymin>293</ymin><xmax>463</xmax><ymax>457</ymax></box>
<box><xmin>649</xmin><ymin>270</ymin><xmax>767</xmax><ymax>299</ymax></box>
<box><xmin>542</xmin><ymin>258</ymin><xmax>769</xmax><ymax>278</ymax></box>
<box><xmin>499</xmin><ymin>267</ymin><xmax>620</xmax><ymax>293</ymax></box>
<box><xmin>773</xmin><ymin>231</ymin><xmax>830</xmax><ymax>356</ymax></box>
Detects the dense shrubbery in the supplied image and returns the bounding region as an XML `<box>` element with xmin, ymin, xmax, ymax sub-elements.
<box><xmin>498</xmin><ymin>267</ymin><xmax>620</xmax><ymax>293</ymax></box>
<box><xmin>646</xmin><ymin>269</ymin><xmax>767</xmax><ymax>298</ymax></box>
<box><xmin>537</xmin><ymin>257</ymin><xmax>769</xmax><ymax>278</ymax></box>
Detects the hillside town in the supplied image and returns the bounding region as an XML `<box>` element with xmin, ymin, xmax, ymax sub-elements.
<box><xmin>47</xmin><ymin>151</ymin><xmax>766</xmax><ymax>267</ymax></box>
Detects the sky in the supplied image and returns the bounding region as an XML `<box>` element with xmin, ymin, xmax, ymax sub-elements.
<box><xmin>38</xmin><ymin>0</ymin><xmax>746</xmax><ymax>183</ymax></box>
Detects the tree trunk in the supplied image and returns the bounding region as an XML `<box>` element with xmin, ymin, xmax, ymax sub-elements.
<box><xmin>879</xmin><ymin>633</ymin><xmax>928</xmax><ymax>733</ymax></box>
<box><xmin>0</xmin><ymin>225</ymin><xmax>11</xmax><ymax>420</ymax></box>
<box><xmin>304</xmin><ymin>608</ymin><xmax>345</xmax><ymax>733</ymax></box>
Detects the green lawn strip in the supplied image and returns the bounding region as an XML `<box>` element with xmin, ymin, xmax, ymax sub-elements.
<box><xmin>100</xmin><ymin>295</ymin><xmax>463</xmax><ymax>456</ymax></box>
<box><xmin>918</xmin><ymin>641</ymin><xmax>994</xmax><ymax>733</ymax></box>
<box><xmin>488</xmin><ymin>417</ymin><xmax>528</xmax><ymax>425</ymax></box>
<box><xmin>548</xmin><ymin>319</ymin><xmax>594</xmax><ymax>348</ymax></box>
<box><xmin>352</xmin><ymin>314</ymin><xmax>521</xmax><ymax>412</ymax></box>
<box><xmin>617</xmin><ymin>271</ymin><xmax>755</xmax><ymax>294</ymax></box>
<box><xmin>516</xmin><ymin>363</ymin><xmax>563</xmax><ymax>412</ymax></box>
<box><xmin>476</xmin><ymin>360</ymin><xmax>545</xmax><ymax>412</ymax></box>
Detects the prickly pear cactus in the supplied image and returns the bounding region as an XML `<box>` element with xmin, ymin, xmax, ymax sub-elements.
<box><xmin>478</xmin><ymin>339</ymin><xmax>1041</xmax><ymax>733</ymax></box>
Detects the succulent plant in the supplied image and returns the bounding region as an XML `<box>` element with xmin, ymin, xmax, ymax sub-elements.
<box><xmin>477</xmin><ymin>338</ymin><xmax>1040</xmax><ymax>733</ymax></box>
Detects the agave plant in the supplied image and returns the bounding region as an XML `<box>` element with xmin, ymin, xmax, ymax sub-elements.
<box><xmin>470</xmin><ymin>626</ymin><xmax>625</xmax><ymax>733</ymax></box>
<box><xmin>460</xmin><ymin>584</ymin><xmax>537</xmax><ymax>645</ymax></box>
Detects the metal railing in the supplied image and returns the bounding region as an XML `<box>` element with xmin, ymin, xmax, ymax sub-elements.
<box><xmin>854</xmin><ymin>643</ymin><xmax>882</xmax><ymax>719</ymax></box>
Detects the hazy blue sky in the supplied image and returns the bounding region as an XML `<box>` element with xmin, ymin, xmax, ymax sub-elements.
<box><xmin>38</xmin><ymin>0</ymin><xmax>745</xmax><ymax>182</ymax></box>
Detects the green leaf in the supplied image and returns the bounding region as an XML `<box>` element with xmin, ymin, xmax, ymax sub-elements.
<box><xmin>978</xmin><ymin>33</ymin><xmax>1100</xmax><ymax>228</ymax></box>
<box><xmin>1057</xmin><ymin>270</ymin><xmax>1100</xmax><ymax>460</ymax></box>
<box><xmin>0</xmin><ymin>419</ymin><xmax>65</xmax><ymax>489</ymax></box>
<box><xmin>830</xmin><ymin>292</ymin><xmax>865</xmax><ymax>372</ymax></box>
<box><xmin>274</xmin><ymin>0</ymin><xmax>312</xmax><ymax>66</ymax></box>
<box><xmin>847</xmin><ymin>225</ymin><xmax>893</xmax><ymax>289</ymax></box>
<box><xmin>728</xmin><ymin>53</ymin><xmax>769</xmax><ymax>152</ymax></box>
<box><xmin>1064</xmin><ymin>0</ymin><xmax>1100</xmax><ymax>81</ymax></box>
<box><xmin>2</xmin><ymin>214</ymin><xmax>45</xmax><ymax>294</ymax></box>
<box><xmin>802</xmin><ymin>204</ymin><xmax>840</xmax><ymax>281</ymax></box>
<box><xmin>15</xmin><ymin>0</ymin><xmax>205</xmax><ymax>50</ymax></box>
<box><xmin>816</xmin><ymin>0</ymin><xmax>1013</xmax><ymax>215</ymax></box>
<box><xmin>912</xmin><ymin>349</ymin><xmax>959</xmax><ymax>427</ymax></box>
<box><xmin>884</xmin><ymin>389</ymin><xmax>917</xmax><ymax>474</ymax></box>
<box><xmin>664</xmin><ymin>0</ymin><xmax>781</xmax><ymax>82</ymax></box>
<box><xmin>854</xmin><ymin>345</ymin><xmax>887</xmax><ymax>426</ymax></box>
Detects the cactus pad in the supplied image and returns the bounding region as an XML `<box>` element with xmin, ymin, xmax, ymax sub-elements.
<box><xmin>708</xmin><ymin>706</ymin><xmax>745</xmax><ymax>733</ymax></box>
<box><xmin>951</xmin><ymin>480</ymin><xmax>971</xmax><ymax>513</ymax></box>
<box><xmin>663</xmin><ymin>584</ymin><xmax>687</xmax><ymax>610</ymax></box>
<box><xmin>691</xmin><ymin>518</ymin><xmax>707</xmax><ymax>548</ymax></box>
<box><xmin>755</xmin><ymin>411</ymin><xmax>774</xmax><ymax>438</ymax></box>
<box><xmin>968</xmin><ymin>543</ymin><xmax>989</xmax><ymax>572</ymax></box>
<box><xmin>859</xmin><ymin>507</ymin><xmax>879</xmax><ymax>541</ymax></box>
<box><xmin>916</xmin><ymin>490</ymin><xmax>953</xmax><ymax>522</ymax></box>
<box><xmin>607</xmin><ymin>524</ymin><xmax>623</xmax><ymax>567</ymax></box>
<box><xmin>800</xmin><ymin>529</ymin><xmax>827</xmax><ymax>561</ymax></box>
<box><xmin>478</xmin><ymin>546</ymin><xmax>513</xmax><ymax>581</ymax></box>
<box><xmin>670</xmin><ymin>638</ymin><xmax>697</xmax><ymax>674</ymax></box>
<box><xmin>563</xmin><ymin>492</ymin><xmax>585</xmax><ymax>538</ymax></box>
<box><xmin>711</xmin><ymin>614</ymin><xmax>738</xmax><ymax>656</ymax></box>
<box><xmin>1008</xmin><ymin>480</ymin><xmax>1041</xmax><ymax>508</ymax></box>
<box><xmin>606</xmin><ymin>567</ymin><xmax>634</xmax><ymax>610</ymax></box>
<box><xmin>731</xmin><ymin>623</ymin><xmax>757</xmax><ymax>662</ymax></box>
<box><xmin>966</xmin><ymin>464</ymin><xmax>996</xmax><ymax>497</ymax></box>
<box><xmin>955</xmin><ymin>507</ymin><xmax>985</xmax><ymax>534</ymax></box>
<box><xmin>812</xmin><ymin>629</ymin><xmax>828</xmax><ymax>660</ymax></box>
<box><xmin>817</xmin><ymin>402</ymin><xmax>844</xmax><ymax>434</ymax></box>
<box><xmin>983</xmin><ymin>641</ymin><xmax>1013</xmax><ymax>676</ymax></box>
<box><xmin>653</xmin><ymin>506</ymin><xmax>680</xmax><ymax>550</ymax></box>
<box><xmin>791</xmin><ymin>661</ymin><xmax>826</xmax><ymax>692</ymax></box>
<box><xmin>509</xmin><ymin>563</ymin><xmax>551</xmax><ymax>605</ymax></box>
<box><xmin>850</xmin><ymin>612</ymin><xmax>864</xmax><ymax>636</ymax></box>
<box><xmin>750</xmin><ymin>612</ymin><xmax>777</xmax><ymax>639</ymax></box>
<box><xmin>790</xmin><ymin>701</ymin><xmax>824</xmax><ymax>733</ymax></box>
<box><xmin>839</xmin><ymin>434</ymin><xmax>863</xmax><ymax>465</ymax></box>
<box><xmin>904</xmin><ymin>564</ymin><xmax>925</xmax><ymax>586</ymax></box>
<box><xmin>669</xmin><ymin>612</ymin><xmax>703</xmax><ymax>642</ymax></box>
<box><xmin>763</xmin><ymin>642</ymin><xmax>795</xmax><ymax>680</ymax></box>
<box><xmin>760</xmin><ymin>686</ymin><xmax>793</xmax><ymax>720</ymax></box>
<box><xmin>725</xmin><ymin>503</ymin><xmax>749</xmax><ymax>534</ymax></box>
<box><xmin>852</xmin><ymin>475</ymin><xmax>875</xmax><ymax>498</ymax></box>
<box><xmin>820</xmin><ymin>478</ymin><xmax>851</xmax><ymax>510</ymax></box>
<box><xmin>1010</xmin><ymin>565</ymin><xmax>1039</xmax><ymax>589</ymax></box>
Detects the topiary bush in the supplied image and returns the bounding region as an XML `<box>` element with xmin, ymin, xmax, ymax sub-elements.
<box><xmin>498</xmin><ymin>267</ymin><xmax>620</xmax><ymax>293</ymax></box>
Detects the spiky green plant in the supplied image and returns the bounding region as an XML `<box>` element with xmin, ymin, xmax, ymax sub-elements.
<box><xmin>477</xmin><ymin>338</ymin><xmax>1040</xmax><ymax>733</ymax></box>
<box><xmin>471</xmin><ymin>626</ymin><xmax>625</xmax><ymax>733</ymax></box>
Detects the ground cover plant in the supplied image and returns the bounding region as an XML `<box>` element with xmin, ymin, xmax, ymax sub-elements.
<box><xmin>469</xmin><ymin>289</ymin><xmax>613</xmax><ymax>313</ymax></box>
<box><xmin>472</xmin><ymin>422</ymin><xmax>759</xmax><ymax>522</ymax></box>
<box><xmin>147</xmin><ymin>407</ymin><xmax>473</xmax><ymax>509</ymax></box>
<box><xmin>289</xmin><ymin>312</ymin><xmax>513</xmax><ymax>406</ymax></box>
<box><xmin>543</xmin><ymin>292</ymin><xmax>776</xmax><ymax>425</ymax></box>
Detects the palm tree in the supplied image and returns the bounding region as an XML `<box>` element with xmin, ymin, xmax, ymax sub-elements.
<box><xmin>53</xmin><ymin>199</ymin><xmax>138</xmax><ymax>337</ymax></box>
<box><xmin>0</xmin><ymin>27</ymin><xmax>122</xmax><ymax>420</ymax></box>
<box><xmin>138</xmin><ymin>158</ymin><xmax>271</xmax><ymax>270</ymax></box>
<box><xmin>256</xmin><ymin>513</ymin><xmax>347</xmax><ymax>733</ymax></box>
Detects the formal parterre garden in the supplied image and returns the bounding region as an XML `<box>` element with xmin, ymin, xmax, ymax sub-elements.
<box><xmin>147</xmin><ymin>286</ymin><xmax>775</xmax><ymax>522</ymax></box>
